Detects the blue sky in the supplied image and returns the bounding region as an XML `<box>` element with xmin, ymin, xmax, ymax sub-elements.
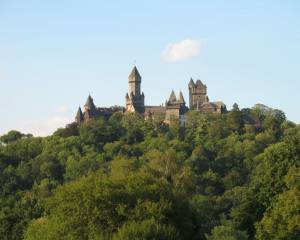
<box><xmin>0</xmin><ymin>0</ymin><xmax>299</xmax><ymax>136</ymax></box>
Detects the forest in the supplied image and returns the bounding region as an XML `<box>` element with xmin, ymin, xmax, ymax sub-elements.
<box><xmin>0</xmin><ymin>104</ymin><xmax>299</xmax><ymax>240</ymax></box>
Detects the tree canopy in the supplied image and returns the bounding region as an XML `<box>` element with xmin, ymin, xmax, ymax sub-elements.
<box><xmin>0</xmin><ymin>106</ymin><xmax>299</xmax><ymax>240</ymax></box>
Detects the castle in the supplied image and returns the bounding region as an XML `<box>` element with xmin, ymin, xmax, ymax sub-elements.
<box><xmin>75</xmin><ymin>66</ymin><xmax>226</xmax><ymax>124</ymax></box>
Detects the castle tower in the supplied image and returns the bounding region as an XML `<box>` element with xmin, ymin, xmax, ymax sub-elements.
<box><xmin>188</xmin><ymin>78</ymin><xmax>209</xmax><ymax>110</ymax></box>
<box><xmin>84</xmin><ymin>94</ymin><xmax>97</xmax><ymax>113</ymax></box>
<box><xmin>82</xmin><ymin>94</ymin><xmax>98</xmax><ymax>121</ymax></box>
<box><xmin>165</xmin><ymin>90</ymin><xmax>187</xmax><ymax>124</ymax></box>
<box><xmin>168</xmin><ymin>90</ymin><xmax>177</xmax><ymax>103</ymax></box>
<box><xmin>125</xmin><ymin>66</ymin><xmax>145</xmax><ymax>113</ymax></box>
<box><xmin>75</xmin><ymin>106</ymin><xmax>84</xmax><ymax>124</ymax></box>
<box><xmin>178</xmin><ymin>91</ymin><xmax>185</xmax><ymax>105</ymax></box>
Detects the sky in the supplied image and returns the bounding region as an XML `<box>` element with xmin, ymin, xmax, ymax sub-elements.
<box><xmin>0</xmin><ymin>0</ymin><xmax>299</xmax><ymax>136</ymax></box>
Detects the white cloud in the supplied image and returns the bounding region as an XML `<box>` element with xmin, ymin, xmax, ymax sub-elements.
<box><xmin>16</xmin><ymin>116</ymin><xmax>72</xmax><ymax>137</ymax></box>
<box><xmin>56</xmin><ymin>105</ymin><xmax>68</xmax><ymax>113</ymax></box>
<box><xmin>0</xmin><ymin>105</ymin><xmax>73</xmax><ymax>137</ymax></box>
<box><xmin>161</xmin><ymin>39</ymin><xmax>202</xmax><ymax>63</ymax></box>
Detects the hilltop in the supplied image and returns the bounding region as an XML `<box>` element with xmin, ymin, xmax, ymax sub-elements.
<box><xmin>0</xmin><ymin>105</ymin><xmax>299</xmax><ymax>240</ymax></box>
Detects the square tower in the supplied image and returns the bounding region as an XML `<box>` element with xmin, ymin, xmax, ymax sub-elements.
<box><xmin>188</xmin><ymin>78</ymin><xmax>209</xmax><ymax>110</ymax></box>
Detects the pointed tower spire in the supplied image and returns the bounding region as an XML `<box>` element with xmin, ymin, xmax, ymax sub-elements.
<box><xmin>125</xmin><ymin>66</ymin><xmax>144</xmax><ymax>113</ymax></box>
<box><xmin>128</xmin><ymin>66</ymin><xmax>141</xmax><ymax>83</ymax></box>
<box><xmin>169</xmin><ymin>90</ymin><xmax>177</xmax><ymax>102</ymax></box>
<box><xmin>178</xmin><ymin>91</ymin><xmax>185</xmax><ymax>104</ymax></box>
<box><xmin>85</xmin><ymin>94</ymin><xmax>93</xmax><ymax>107</ymax></box>
<box><xmin>195</xmin><ymin>79</ymin><xmax>205</xmax><ymax>87</ymax></box>
<box><xmin>75</xmin><ymin>106</ymin><xmax>84</xmax><ymax>123</ymax></box>
<box><xmin>84</xmin><ymin>94</ymin><xmax>96</xmax><ymax>113</ymax></box>
<box><xmin>188</xmin><ymin>78</ymin><xmax>195</xmax><ymax>88</ymax></box>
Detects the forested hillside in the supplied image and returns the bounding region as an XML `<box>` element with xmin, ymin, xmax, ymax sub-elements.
<box><xmin>0</xmin><ymin>105</ymin><xmax>299</xmax><ymax>240</ymax></box>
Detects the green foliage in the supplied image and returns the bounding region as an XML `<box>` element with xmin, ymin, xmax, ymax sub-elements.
<box><xmin>0</xmin><ymin>130</ymin><xmax>32</xmax><ymax>144</ymax></box>
<box><xmin>54</xmin><ymin>122</ymin><xmax>79</xmax><ymax>138</ymax></box>
<box><xmin>0</xmin><ymin>106</ymin><xmax>299</xmax><ymax>240</ymax></box>
<box><xmin>206</xmin><ymin>220</ymin><xmax>248</xmax><ymax>240</ymax></box>
<box><xmin>251</xmin><ymin>136</ymin><xmax>300</xmax><ymax>208</ymax></box>
<box><xmin>112</xmin><ymin>219</ymin><xmax>180</xmax><ymax>240</ymax></box>
<box><xmin>255</xmin><ymin>167</ymin><xmax>300</xmax><ymax>240</ymax></box>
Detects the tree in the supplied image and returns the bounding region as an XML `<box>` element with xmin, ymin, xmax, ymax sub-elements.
<box><xmin>24</xmin><ymin>169</ymin><xmax>178</xmax><ymax>239</ymax></box>
<box><xmin>206</xmin><ymin>224</ymin><xmax>248</xmax><ymax>240</ymax></box>
<box><xmin>54</xmin><ymin>122</ymin><xmax>79</xmax><ymax>138</ymax></box>
<box><xmin>251</xmin><ymin>136</ymin><xmax>300</xmax><ymax>208</ymax></box>
<box><xmin>255</xmin><ymin>167</ymin><xmax>300</xmax><ymax>240</ymax></box>
<box><xmin>0</xmin><ymin>130</ymin><xmax>28</xmax><ymax>144</ymax></box>
<box><xmin>121</xmin><ymin>113</ymin><xmax>145</xmax><ymax>144</ymax></box>
<box><xmin>112</xmin><ymin>219</ymin><xmax>180</xmax><ymax>240</ymax></box>
<box><xmin>0</xmin><ymin>104</ymin><xmax>298</xmax><ymax>240</ymax></box>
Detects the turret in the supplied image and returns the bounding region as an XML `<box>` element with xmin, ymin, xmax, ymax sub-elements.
<box><xmin>128</xmin><ymin>66</ymin><xmax>142</xmax><ymax>96</ymax></box>
<box><xmin>125</xmin><ymin>66</ymin><xmax>145</xmax><ymax>113</ymax></box>
<box><xmin>75</xmin><ymin>107</ymin><xmax>84</xmax><ymax>124</ymax></box>
<box><xmin>188</xmin><ymin>78</ymin><xmax>208</xmax><ymax>110</ymax></box>
<box><xmin>178</xmin><ymin>91</ymin><xmax>185</xmax><ymax>105</ymax></box>
<box><xmin>166</xmin><ymin>90</ymin><xmax>186</xmax><ymax>108</ymax></box>
<box><xmin>165</xmin><ymin>90</ymin><xmax>187</xmax><ymax>125</ymax></box>
<box><xmin>168</xmin><ymin>90</ymin><xmax>177</xmax><ymax>103</ymax></box>
<box><xmin>188</xmin><ymin>78</ymin><xmax>195</xmax><ymax>88</ymax></box>
<box><xmin>84</xmin><ymin>94</ymin><xmax>96</xmax><ymax>113</ymax></box>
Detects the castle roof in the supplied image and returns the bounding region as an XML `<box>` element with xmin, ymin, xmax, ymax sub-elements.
<box><xmin>201</xmin><ymin>101</ymin><xmax>226</xmax><ymax>111</ymax></box>
<box><xmin>196</xmin><ymin>79</ymin><xmax>205</xmax><ymax>86</ymax></box>
<box><xmin>128</xmin><ymin>66</ymin><xmax>141</xmax><ymax>82</ymax></box>
<box><xmin>75</xmin><ymin>107</ymin><xmax>83</xmax><ymax>121</ymax></box>
<box><xmin>169</xmin><ymin>90</ymin><xmax>177</xmax><ymax>102</ymax></box>
<box><xmin>144</xmin><ymin>106</ymin><xmax>166</xmax><ymax>114</ymax></box>
<box><xmin>188</xmin><ymin>78</ymin><xmax>195</xmax><ymax>87</ymax></box>
<box><xmin>178</xmin><ymin>91</ymin><xmax>185</xmax><ymax>104</ymax></box>
<box><xmin>195</xmin><ymin>79</ymin><xmax>206</xmax><ymax>87</ymax></box>
<box><xmin>212</xmin><ymin>101</ymin><xmax>226</xmax><ymax>108</ymax></box>
<box><xmin>201</xmin><ymin>102</ymin><xmax>217</xmax><ymax>109</ymax></box>
<box><xmin>84</xmin><ymin>94</ymin><xmax>96</xmax><ymax>110</ymax></box>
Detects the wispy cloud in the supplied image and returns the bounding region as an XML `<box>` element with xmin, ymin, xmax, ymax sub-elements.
<box><xmin>17</xmin><ymin>116</ymin><xmax>72</xmax><ymax>137</ymax></box>
<box><xmin>56</xmin><ymin>105</ymin><xmax>68</xmax><ymax>113</ymax></box>
<box><xmin>161</xmin><ymin>39</ymin><xmax>202</xmax><ymax>63</ymax></box>
<box><xmin>10</xmin><ymin>105</ymin><xmax>72</xmax><ymax>136</ymax></box>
